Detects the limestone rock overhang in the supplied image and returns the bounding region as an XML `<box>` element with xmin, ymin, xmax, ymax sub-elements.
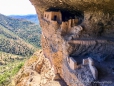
<box><xmin>30</xmin><ymin>0</ymin><xmax>114</xmax><ymax>13</ymax></box>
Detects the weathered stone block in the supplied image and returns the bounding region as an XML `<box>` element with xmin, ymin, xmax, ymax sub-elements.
<box><xmin>68</xmin><ymin>57</ymin><xmax>77</xmax><ymax>70</ymax></box>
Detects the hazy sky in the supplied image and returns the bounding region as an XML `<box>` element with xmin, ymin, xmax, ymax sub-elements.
<box><xmin>0</xmin><ymin>0</ymin><xmax>36</xmax><ymax>15</ymax></box>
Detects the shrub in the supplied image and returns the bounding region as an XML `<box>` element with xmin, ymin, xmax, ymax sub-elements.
<box><xmin>0</xmin><ymin>62</ymin><xmax>24</xmax><ymax>85</ymax></box>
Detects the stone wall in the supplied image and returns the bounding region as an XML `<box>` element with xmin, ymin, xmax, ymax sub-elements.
<box><xmin>44</xmin><ymin>12</ymin><xmax>52</xmax><ymax>21</ymax></box>
<box><xmin>67</xmin><ymin>57</ymin><xmax>78</xmax><ymax>70</ymax></box>
<box><xmin>83</xmin><ymin>58</ymin><xmax>98</xmax><ymax>80</ymax></box>
<box><xmin>61</xmin><ymin>21</ymin><xmax>68</xmax><ymax>33</ymax></box>
<box><xmin>44</xmin><ymin>11</ymin><xmax>62</xmax><ymax>23</ymax></box>
<box><xmin>51</xmin><ymin>11</ymin><xmax>62</xmax><ymax>23</ymax></box>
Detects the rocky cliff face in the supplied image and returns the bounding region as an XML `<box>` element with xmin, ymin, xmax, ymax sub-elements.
<box><xmin>14</xmin><ymin>50</ymin><xmax>66</xmax><ymax>86</ymax></box>
<box><xmin>15</xmin><ymin>0</ymin><xmax>114</xmax><ymax>86</ymax></box>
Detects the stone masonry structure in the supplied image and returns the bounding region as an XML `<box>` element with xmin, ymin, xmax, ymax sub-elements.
<box><xmin>44</xmin><ymin>11</ymin><xmax>62</xmax><ymax>23</ymax></box>
<box><xmin>67</xmin><ymin>56</ymin><xmax>98</xmax><ymax>80</ymax></box>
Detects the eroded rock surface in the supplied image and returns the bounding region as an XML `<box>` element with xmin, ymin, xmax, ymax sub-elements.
<box><xmin>19</xmin><ymin>0</ymin><xmax>114</xmax><ymax>86</ymax></box>
<box><xmin>13</xmin><ymin>50</ymin><xmax>67</xmax><ymax>86</ymax></box>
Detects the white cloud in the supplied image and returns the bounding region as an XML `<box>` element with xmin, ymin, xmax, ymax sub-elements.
<box><xmin>0</xmin><ymin>0</ymin><xmax>36</xmax><ymax>15</ymax></box>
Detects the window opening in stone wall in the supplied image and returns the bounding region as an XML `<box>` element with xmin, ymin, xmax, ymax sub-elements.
<box><xmin>54</xmin><ymin>15</ymin><xmax>57</xmax><ymax>21</ymax></box>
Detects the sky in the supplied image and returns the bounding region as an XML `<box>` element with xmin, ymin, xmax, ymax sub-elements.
<box><xmin>0</xmin><ymin>0</ymin><xmax>36</xmax><ymax>15</ymax></box>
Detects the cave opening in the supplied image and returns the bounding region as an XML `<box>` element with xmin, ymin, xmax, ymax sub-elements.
<box><xmin>61</xmin><ymin>10</ymin><xmax>84</xmax><ymax>24</ymax></box>
<box><xmin>46</xmin><ymin>8</ymin><xmax>84</xmax><ymax>25</ymax></box>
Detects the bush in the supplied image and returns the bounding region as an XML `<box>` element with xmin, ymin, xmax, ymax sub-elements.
<box><xmin>0</xmin><ymin>62</ymin><xmax>24</xmax><ymax>85</ymax></box>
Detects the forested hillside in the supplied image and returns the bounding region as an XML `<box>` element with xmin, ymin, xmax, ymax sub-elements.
<box><xmin>0</xmin><ymin>14</ymin><xmax>41</xmax><ymax>49</ymax></box>
<box><xmin>0</xmin><ymin>22</ymin><xmax>35</xmax><ymax>57</ymax></box>
<box><xmin>0</xmin><ymin>13</ymin><xmax>41</xmax><ymax>85</ymax></box>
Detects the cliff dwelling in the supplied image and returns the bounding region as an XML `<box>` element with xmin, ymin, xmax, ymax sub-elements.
<box><xmin>43</xmin><ymin>10</ymin><xmax>84</xmax><ymax>37</ymax></box>
<box><xmin>14</xmin><ymin>0</ymin><xmax>114</xmax><ymax>86</ymax></box>
<box><xmin>42</xmin><ymin>8</ymin><xmax>114</xmax><ymax>85</ymax></box>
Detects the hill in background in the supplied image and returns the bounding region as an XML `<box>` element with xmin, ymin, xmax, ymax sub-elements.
<box><xmin>9</xmin><ymin>14</ymin><xmax>39</xmax><ymax>24</ymax></box>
